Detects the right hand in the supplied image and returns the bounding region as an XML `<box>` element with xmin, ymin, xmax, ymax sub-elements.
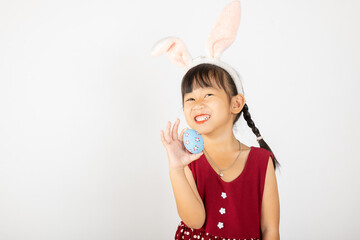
<box><xmin>160</xmin><ymin>118</ymin><xmax>204</xmax><ymax>172</ymax></box>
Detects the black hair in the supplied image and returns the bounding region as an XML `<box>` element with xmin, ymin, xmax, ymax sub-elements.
<box><xmin>181</xmin><ymin>63</ymin><xmax>280</xmax><ymax>170</ymax></box>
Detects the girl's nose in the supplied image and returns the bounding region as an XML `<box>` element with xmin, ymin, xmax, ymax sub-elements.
<box><xmin>192</xmin><ymin>103</ymin><xmax>205</xmax><ymax>110</ymax></box>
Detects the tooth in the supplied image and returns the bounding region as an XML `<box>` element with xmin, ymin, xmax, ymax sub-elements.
<box><xmin>196</xmin><ymin>115</ymin><xmax>210</xmax><ymax>121</ymax></box>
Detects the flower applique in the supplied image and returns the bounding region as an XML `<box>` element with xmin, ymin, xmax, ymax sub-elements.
<box><xmin>219</xmin><ymin>208</ymin><xmax>226</xmax><ymax>215</ymax></box>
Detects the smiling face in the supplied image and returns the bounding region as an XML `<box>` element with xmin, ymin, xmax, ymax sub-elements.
<box><xmin>181</xmin><ymin>64</ymin><xmax>245</xmax><ymax>136</ymax></box>
<box><xmin>183</xmin><ymin>83</ymin><xmax>234</xmax><ymax>135</ymax></box>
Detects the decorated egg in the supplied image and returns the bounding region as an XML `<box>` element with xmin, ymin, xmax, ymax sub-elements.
<box><xmin>183</xmin><ymin>129</ymin><xmax>204</xmax><ymax>154</ymax></box>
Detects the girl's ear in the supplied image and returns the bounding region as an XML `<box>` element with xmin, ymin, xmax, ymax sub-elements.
<box><xmin>151</xmin><ymin>37</ymin><xmax>192</xmax><ymax>68</ymax></box>
<box><xmin>206</xmin><ymin>0</ymin><xmax>241</xmax><ymax>59</ymax></box>
<box><xmin>231</xmin><ymin>94</ymin><xmax>245</xmax><ymax>114</ymax></box>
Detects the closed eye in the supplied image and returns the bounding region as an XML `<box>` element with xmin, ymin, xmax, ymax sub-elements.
<box><xmin>186</xmin><ymin>94</ymin><xmax>213</xmax><ymax>102</ymax></box>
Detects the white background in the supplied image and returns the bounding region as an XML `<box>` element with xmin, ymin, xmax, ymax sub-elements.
<box><xmin>0</xmin><ymin>0</ymin><xmax>359</xmax><ymax>239</ymax></box>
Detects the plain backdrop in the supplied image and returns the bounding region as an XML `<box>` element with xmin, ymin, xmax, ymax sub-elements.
<box><xmin>0</xmin><ymin>0</ymin><xmax>359</xmax><ymax>239</ymax></box>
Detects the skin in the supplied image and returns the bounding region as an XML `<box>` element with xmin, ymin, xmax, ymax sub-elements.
<box><xmin>160</xmin><ymin>79</ymin><xmax>280</xmax><ymax>239</ymax></box>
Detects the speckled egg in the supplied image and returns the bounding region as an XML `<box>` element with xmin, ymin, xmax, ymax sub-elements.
<box><xmin>183</xmin><ymin>129</ymin><xmax>204</xmax><ymax>154</ymax></box>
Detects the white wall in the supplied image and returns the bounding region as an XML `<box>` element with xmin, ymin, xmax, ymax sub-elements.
<box><xmin>0</xmin><ymin>0</ymin><xmax>359</xmax><ymax>239</ymax></box>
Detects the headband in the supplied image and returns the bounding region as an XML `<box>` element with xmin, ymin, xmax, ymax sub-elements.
<box><xmin>151</xmin><ymin>0</ymin><xmax>244</xmax><ymax>96</ymax></box>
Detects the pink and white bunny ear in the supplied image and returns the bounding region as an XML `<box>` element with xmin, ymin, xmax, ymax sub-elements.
<box><xmin>206</xmin><ymin>0</ymin><xmax>241</xmax><ymax>59</ymax></box>
<box><xmin>151</xmin><ymin>37</ymin><xmax>192</xmax><ymax>68</ymax></box>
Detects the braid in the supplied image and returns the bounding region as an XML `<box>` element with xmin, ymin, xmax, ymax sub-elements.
<box><xmin>242</xmin><ymin>104</ymin><xmax>261</xmax><ymax>138</ymax></box>
<box><xmin>242</xmin><ymin>104</ymin><xmax>280</xmax><ymax>171</ymax></box>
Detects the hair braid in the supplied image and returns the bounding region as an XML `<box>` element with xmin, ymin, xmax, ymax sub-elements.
<box><xmin>242</xmin><ymin>104</ymin><xmax>280</xmax><ymax>170</ymax></box>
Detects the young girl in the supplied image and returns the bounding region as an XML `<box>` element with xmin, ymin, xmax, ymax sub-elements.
<box><xmin>160</xmin><ymin>63</ymin><xmax>280</xmax><ymax>240</ymax></box>
<box><xmin>154</xmin><ymin>1</ymin><xmax>280</xmax><ymax>239</ymax></box>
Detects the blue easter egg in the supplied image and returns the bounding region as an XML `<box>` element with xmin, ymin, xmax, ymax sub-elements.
<box><xmin>183</xmin><ymin>129</ymin><xmax>204</xmax><ymax>154</ymax></box>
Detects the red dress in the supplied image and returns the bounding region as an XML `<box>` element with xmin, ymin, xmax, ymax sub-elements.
<box><xmin>175</xmin><ymin>146</ymin><xmax>273</xmax><ymax>240</ymax></box>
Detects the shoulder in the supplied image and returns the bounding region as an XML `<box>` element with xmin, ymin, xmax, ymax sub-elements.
<box><xmin>249</xmin><ymin>146</ymin><xmax>274</xmax><ymax>173</ymax></box>
<box><xmin>188</xmin><ymin>153</ymin><xmax>206</xmax><ymax>173</ymax></box>
<box><xmin>251</xmin><ymin>146</ymin><xmax>273</xmax><ymax>161</ymax></box>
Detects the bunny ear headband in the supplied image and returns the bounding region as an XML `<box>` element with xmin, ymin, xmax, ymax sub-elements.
<box><xmin>151</xmin><ymin>0</ymin><xmax>244</xmax><ymax>96</ymax></box>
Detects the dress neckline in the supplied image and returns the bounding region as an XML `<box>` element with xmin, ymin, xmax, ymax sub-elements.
<box><xmin>203</xmin><ymin>146</ymin><xmax>253</xmax><ymax>184</ymax></box>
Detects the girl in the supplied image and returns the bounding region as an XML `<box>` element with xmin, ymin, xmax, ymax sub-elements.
<box><xmin>154</xmin><ymin>1</ymin><xmax>280</xmax><ymax>239</ymax></box>
<box><xmin>160</xmin><ymin>64</ymin><xmax>280</xmax><ymax>240</ymax></box>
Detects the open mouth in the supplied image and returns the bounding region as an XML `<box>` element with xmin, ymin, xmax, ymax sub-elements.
<box><xmin>194</xmin><ymin>114</ymin><xmax>211</xmax><ymax>124</ymax></box>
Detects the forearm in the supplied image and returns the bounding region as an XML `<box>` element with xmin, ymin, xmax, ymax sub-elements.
<box><xmin>262</xmin><ymin>229</ymin><xmax>279</xmax><ymax>240</ymax></box>
<box><xmin>169</xmin><ymin>169</ymin><xmax>205</xmax><ymax>229</ymax></box>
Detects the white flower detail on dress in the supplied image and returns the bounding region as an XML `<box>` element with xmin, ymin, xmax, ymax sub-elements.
<box><xmin>221</xmin><ymin>192</ymin><xmax>227</xmax><ymax>199</ymax></box>
<box><xmin>217</xmin><ymin>222</ymin><xmax>224</xmax><ymax>229</ymax></box>
<box><xmin>219</xmin><ymin>207</ymin><xmax>226</xmax><ymax>214</ymax></box>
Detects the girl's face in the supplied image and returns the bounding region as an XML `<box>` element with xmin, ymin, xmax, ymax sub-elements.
<box><xmin>183</xmin><ymin>82</ymin><xmax>235</xmax><ymax>135</ymax></box>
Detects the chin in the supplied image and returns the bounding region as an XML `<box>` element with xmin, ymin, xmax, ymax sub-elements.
<box><xmin>193</xmin><ymin>126</ymin><xmax>212</xmax><ymax>136</ymax></box>
<box><xmin>191</xmin><ymin>120</ymin><xmax>216</xmax><ymax>135</ymax></box>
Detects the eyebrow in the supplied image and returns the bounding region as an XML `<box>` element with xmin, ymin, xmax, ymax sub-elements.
<box><xmin>185</xmin><ymin>87</ymin><xmax>219</xmax><ymax>94</ymax></box>
<box><xmin>184</xmin><ymin>88</ymin><xmax>219</xmax><ymax>99</ymax></box>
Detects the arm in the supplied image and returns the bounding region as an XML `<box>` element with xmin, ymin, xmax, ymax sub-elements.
<box><xmin>160</xmin><ymin>119</ymin><xmax>205</xmax><ymax>229</ymax></box>
<box><xmin>261</xmin><ymin>157</ymin><xmax>280</xmax><ymax>240</ymax></box>
<box><xmin>169</xmin><ymin>166</ymin><xmax>206</xmax><ymax>229</ymax></box>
